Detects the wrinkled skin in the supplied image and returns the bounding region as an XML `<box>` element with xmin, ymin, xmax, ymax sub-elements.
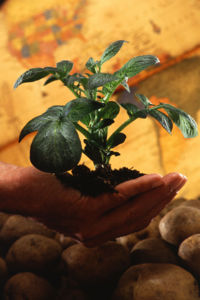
<box><xmin>0</xmin><ymin>162</ymin><xmax>187</xmax><ymax>247</ymax></box>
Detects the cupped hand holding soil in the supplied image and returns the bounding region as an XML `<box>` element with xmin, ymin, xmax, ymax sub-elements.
<box><xmin>0</xmin><ymin>162</ymin><xmax>187</xmax><ymax>247</ymax></box>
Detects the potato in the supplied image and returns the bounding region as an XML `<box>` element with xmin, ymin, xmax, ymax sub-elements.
<box><xmin>0</xmin><ymin>215</ymin><xmax>55</xmax><ymax>246</ymax></box>
<box><xmin>57</xmin><ymin>276</ymin><xmax>89</xmax><ymax>300</ymax></box>
<box><xmin>116</xmin><ymin>215</ymin><xmax>161</xmax><ymax>251</ymax></box>
<box><xmin>178</xmin><ymin>234</ymin><xmax>200</xmax><ymax>277</ymax></box>
<box><xmin>112</xmin><ymin>263</ymin><xmax>200</xmax><ymax>300</ymax></box>
<box><xmin>0</xmin><ymin>212</ymin><xmax>10</xmax><ymax>230</ymax></box>
<box><xmin>3</xmin><ymin>272</ymin><xmax>55</xmax><ymax>300</ymax></box>
<box><xmin>6</xmin><ymin>234</ymin><xmax>62</xmax><ymax>274</ymax></box>
<box><xmin>158</xmin><ymin>197</ymin><xmax>186</xmax><ymax>217</ymax></box>
<box><xmin>0</xmin><ymin>257</ymin><xmax>7</xmax><ymax>286</ymax></box>
<box><xmin>130</xmin><ymin>238</ymin><xmax>179</xmax><ymax>265</ymax></box>
<box><xmin>62</xmin><ymin>241</ymin><xmax>130</xmax><ymax>287</ymax></box>
<box><xmin>159</xmin><ymin>206</ymin><xmax>200</xmax><ymax>246</ymax></box>
<box><xmin>180</xmin><ymin>198</ymin><xmax>200</xmax><ymax>210</ymax></box>
<box><xmin>55</xmin><ymin>233</ymin><xmax>77</xmax><ymax>249</ymax></box>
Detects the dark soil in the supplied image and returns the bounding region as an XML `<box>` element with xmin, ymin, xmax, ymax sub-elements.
<box><xmin>56</xmin><ymin>164</ymin><xmax>144</xmax><ymax>197</ymax></box>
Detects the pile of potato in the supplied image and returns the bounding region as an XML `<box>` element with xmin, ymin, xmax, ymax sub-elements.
<box><xmin>0</xmin><ymin>197</ymin><xmax>200</xmax><ymax>299</ymax></box>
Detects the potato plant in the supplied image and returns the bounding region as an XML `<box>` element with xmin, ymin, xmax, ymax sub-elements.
<box><xmin>14</xmin><ymin>41</ymin><xmax>198</xmax><ymax>173</ymax></box>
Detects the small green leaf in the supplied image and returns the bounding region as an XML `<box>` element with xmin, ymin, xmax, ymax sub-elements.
<box><xmin>64</xmin><ymin>74</ymin><xmax>86</xmax><ymax>87</ymax></box>
<box><xmin>108</xmin><ymin>132</ymin><xmax>126</xmax><ymax>148</ymax></box>
<box><xmin>160</xmin><ymin>103</ymin><xmax>198</xmax><ymax>138</ymax></box>
<box><xmin>64</xmin><ymin>98</ymin><xmax>104</xmax><ymax>122</ymax></box>
<box><xmin>149</xmin><ymin>109</ymin><xmax>173</xmax><ymax>134</ymax></box>
<box><xmin>115</xmin><ymin>55</ymin><xmax>159</xmax><ymax>79</ymax></box>
<box><xmin>19</xmin><ymin>106</ymin><xmax>64</xmax><ymax>142</ymax></box>
<box><xmin>88</xmin><ymin>73</ymin><xmax>118</xmax><ymax>89</ymax></box>
<box><xmin>100</xmin><ymin>40</ymin><xmax>127</xmax><ymax>65</ymax></box>
<box><xmin>93</xmin><ymin>119</ymin><xmax>114</xmax><ymax>129</ymax></box>
<box><xmin>121</xmin><ymin>103</ymin><xmax>147</xmax><ymax>118</ymax></box>
<box><xmin>44</xmin><ymin>75</ymin><xmax>58</xmax><ymax>86</ymax></box>
<box><xmin>99</xmin><ymin>101</ymin><xmax>120</xmax><ymax>120</ymax></box>
<box><xmin>86</xmin><ymin>57</ymin><xmax>98</xmax><ymax>73</ymax></box>
<box><xmin>14</xmin><ymin>68</ymin><xmax>50</xmax><ymax>88</ymax></box>
<box><xmin>136</xmin><ymin>94</ymin><xmax>152</xmax><ymax>107</ymax></box>
<box><xmin>30</xmin><ymin>118</ymin><xmax>82</xmax><ymax>173</ymax></box>
<box><xmin>56</xmin><ymin>60</ymin><xmax>73</xmax><ymax>75</ymax></box>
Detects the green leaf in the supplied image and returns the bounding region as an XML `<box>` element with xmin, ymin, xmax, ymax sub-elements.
<box><xmin>19</xmin><ymin>106</ymin><xmax>64</xmax><ymax>142</ymax></box>
<box><xmin>100</xmin><ymin>40</ymin><xmax>127</xmax><ymax>65</ymax></box>
<box><xmin>86</xmin><ymin>57</ymin><xmax>98</xmax><ymax>73</ymax></box>
<box><xmin>30</xmin><ymin>118</ymin><xmax>82</xmax><ymax>173</ymax></box>
<box><xmin>136</xmin><ymin>94</ymin><xmax>152</xmax><ymax>107</ymax></box>
<box><xmin>121</xmin><ymin>103</ymin><xmax>147</xmax><ymax>118</ymax></box>
<box><xmin>44</xmin><ymin>75</ymin><xmax>58</xmax><ymax>86</ymax></box>
<box><xmin>108</xmin><ymin>132</ymin><xmax>126</xmax><ymax>148</ymax></box>
<box><xmin>64</xmin><ymin>74</ymin><xmax>87</xmax><ymax>87</ymax></box>
<box><xmin>115</xmin><ymin>55</ymin><xmax>159</xmax><ymax>79</ymax></box>
<box><xmin>14</xmin><ymin>68</ymin><xmax>50</xmax><ymax>88</ymax></box>
<box><xmin>149</xmin><ymin>109</ymin><xmax>173</xmax><ymax>134</ymax></box>
<box><xmin>56</xmin><ymin>60</ymin><xmax>73</xmax><ymax>75</ymax></box>
<box><xmin>99</xmin><ymin>101</ymin><xmax>120</xmax><ymax>119</ymax></box>
<box><xmin>88</xmin><ymin>73</ymin><xmax>118</xmax><ymax>89</ymax></box>
<box><xmin>43</xmin><ymin>67</ymin><xmax>57</xmax><ymax>74</ymax></box>
<box><xmin>64</xmin><ymin>98</ymin><xmax>104</xmax><ymax>122</ymax></box>
<box><xmin>93</xmin><ymin>119</ymin><xmax>114</xmax><ymax>129</ymax></box>
<box><xmin>159</xmin><ymin>103</ymin><xmax>198</xmax><ymax>138</ymax></box>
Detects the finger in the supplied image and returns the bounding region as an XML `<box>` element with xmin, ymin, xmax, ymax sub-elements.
<box><xmin>115</xmin><ymin>174</ymin><xmax>164</xmax><ymax>198</ymax></box>
<box><xmin>80</xmin><ymin>174</ymin><xmax>187</xmax><ymax>242</ymax></box>
<box><xmin>79</xmin><ymin>174</ymin><xmax>163</xmax><ymax>216</ymax></box>
<box><xmin>83</xmin><ymin>192</ymin><xmax>177</xmax><ymax>247</ymax></box>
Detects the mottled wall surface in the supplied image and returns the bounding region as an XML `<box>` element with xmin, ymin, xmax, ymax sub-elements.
<box><xmin>0</xmin><ymin>0</ymin><xmax>200</xmax><ymax>198</ymax></box>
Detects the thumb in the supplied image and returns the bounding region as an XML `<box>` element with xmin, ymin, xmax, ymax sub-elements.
<box><xmin>115</xmin><ymin>174</ymin><xmax>164</xmax><ymax>198</ymax></box>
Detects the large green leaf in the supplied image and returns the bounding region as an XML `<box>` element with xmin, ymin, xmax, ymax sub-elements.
<box><xmin>115</xmin><ymin>55</ymin><xmax>159</xmax><ymax>79</ymax></box>
<box><xmin>100</xmin><ymin>40</ymin><xmax>127</xmax><ymax>65</ymax></box>
<box><xmin>30</xmin><ymin>119</ymin><xmax>82</xmax><ymax>173</ymax></box>
<box><xmin>64</xmin><ymin>98</ymin><xmax>104</xmax><ymax>122</ymax></box>
<box><xmin>99</xmin><ymin>101</ymin><xmax>120</xmax><ymax>120</ymax></box>
<box><xmin>159</xmin><ymin>103</ymin><xmax>198</xmax><ymax>138</ymax></box>
<box><xmin>149</xmin><ymin>109</ymin><xmax>173</xmax><ymax>134</ymax></box>
<box><xmin>88</xmin><ymin>73</ymin><xmax>118</xmax><ymax>89</ymax></box>
<box><xmin>19</xmin><ymin>106</ymin><xmax>64</xmax><ymax>142</ymax></box>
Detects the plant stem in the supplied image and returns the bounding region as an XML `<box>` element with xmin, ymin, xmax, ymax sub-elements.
<box><xmin>74</xmin><ymin>123</ymin><xmax>91</xmax><ymax>139</ymax></box>
<box><xmin>107</xmin><ymin>116</ymin><xmax>136</xmax><ymax>146</ymax></box>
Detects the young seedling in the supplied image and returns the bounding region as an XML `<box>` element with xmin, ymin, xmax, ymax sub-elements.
<box><xmin>14</xmin><ymin>40</ymin><xmax>198</xmax><ymax>174</ymax></box>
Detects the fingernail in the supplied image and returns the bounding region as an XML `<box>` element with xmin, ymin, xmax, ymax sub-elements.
<box><xmin>170</xmin><ymin>174</ymin><xmax>187</xmax><ymax>192</ymax></box>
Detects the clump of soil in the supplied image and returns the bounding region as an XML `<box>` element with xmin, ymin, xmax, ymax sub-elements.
<box><xmin>56</xmin><ymin>165</ymin><xmax>144</xmax><ymax>196</ymax></box>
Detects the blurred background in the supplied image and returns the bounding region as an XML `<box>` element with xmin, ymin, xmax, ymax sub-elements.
<box><xmin>0</xmin><ymin>0</ymin><xmax>200</xmax><ymax>198</ymax></box>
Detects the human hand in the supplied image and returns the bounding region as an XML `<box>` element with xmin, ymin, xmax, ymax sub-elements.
<box><xmin>0</xmin><ymin>163</ymin><xmax>187</xmax><ymax>247</ymax></box>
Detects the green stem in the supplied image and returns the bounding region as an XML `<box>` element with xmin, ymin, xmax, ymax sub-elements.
<box><xmin>107</xmin><ymin>116</ymin><xmax>136</xmax><ymax>146</ymax></box>
<box><xmin>74</xmin><ymin>123</ymin><xmax>91</xmax><ymax>139</ymax></box>
<box><xmin>149</xmin><ymin>104</ymin><xmax>166</xmax><ymax>111</ymax></box>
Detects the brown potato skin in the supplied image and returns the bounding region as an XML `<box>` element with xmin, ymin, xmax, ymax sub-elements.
<box><xmin>159</xmin><ymin>206</ymin><xmax>200</xmax><ymax>246</ymax></box>
<box><xmin>112</xmin><ymin>263</ymin><xmax>200</xmax><ymax>300</ymax></box>
<box><xmin>6</xmin><ymin>234</ymin><xmax>62</xmax><ymax>274</ymax></box>
<box><xmin>3</xmin><ymin>272</ymin><xmax>55</xmax><ymax>300</ymax></box>
<box><xmin>130</xmin><ymin>238</ymin><xmax>179</xmax><ymax>265</ymax></box>
<box><xmin>178</xmin><ymin>233</ymin><xmax>200</xmax><ymax>277</ymax></box>
<box><xmin>62</xmin><ymin>241</ymin><xmax>131</xmax><ymax>287</ymax></box>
